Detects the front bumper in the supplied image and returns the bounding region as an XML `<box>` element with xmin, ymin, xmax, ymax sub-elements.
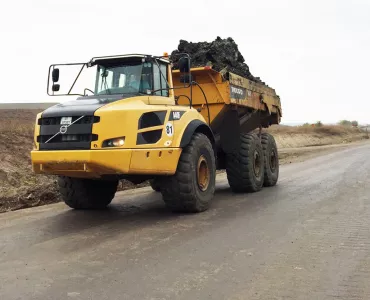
<box><xmin>31</xmin><ymin>148</ymin><xmax>182</xmax><ymax>178</ymax></box>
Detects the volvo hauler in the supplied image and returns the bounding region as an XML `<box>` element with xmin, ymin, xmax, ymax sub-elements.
<box><xmin>31</xmin><ymin>52</ymin><xmax>282</xmax><ymax>213</ymax></box>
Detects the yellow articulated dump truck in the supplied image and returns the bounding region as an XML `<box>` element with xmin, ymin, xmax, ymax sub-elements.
<box><xmin>31</xmin><ymin>53</ymin><xmax>282</xmax><ymax>213</ymax></box>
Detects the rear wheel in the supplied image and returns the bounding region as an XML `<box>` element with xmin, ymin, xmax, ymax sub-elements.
<box><xmin>261</xmin><ymin>133</ymin><xmax>279</xmax><ymax>186</ymax></box>
<box><xmin>226</xmin><ymin>133</ymin><xmax>264</xmax><ymax>193</ymax></box>
<box><xmin>58</xmin><ymin>177</ymin><xmax>118</xmax><ymax>209</ymax></box>
<box><xmin>160</xmin><ymin>133</ymin><xmax>216</xmax><ymax>213</ymax></box>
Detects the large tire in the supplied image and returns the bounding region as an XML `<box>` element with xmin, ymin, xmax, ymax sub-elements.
<box><xmin>149</xmin><ymin>179</ymin><xmax>161</xmax><ymax>192</ymax></box>
<box><xmin>58</xmin><ymin>177</ymin><xmax>118</xmax><ymax>209</ymax></box>
<box><xmin>160</xmin><ymin>133</ymin><xmax>216</xmax><ymax>213</ymax></box>
<box><xmin>226</xmin><ymin>133</ymin><xmax>264</xmax><ymax>193</ymax></box>
<box><xmin>261</xmin><ymin>133</ymin><xmax>279</xmax><ymax>187</ymax></box>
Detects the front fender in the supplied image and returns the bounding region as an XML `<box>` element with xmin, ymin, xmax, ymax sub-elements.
<box><xmin>179</xmin><ymin>120</ymin><xmax>215</xmax><ymax>148</ymax></box>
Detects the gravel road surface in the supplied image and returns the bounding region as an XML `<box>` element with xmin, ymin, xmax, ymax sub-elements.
<box><xmin>1</xmin><ymin>142</ymin><xmax>370</xmax><ymax>300</ymax></box>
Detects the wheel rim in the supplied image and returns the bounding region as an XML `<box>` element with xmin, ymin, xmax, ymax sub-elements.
<box><xmin>197</xmin><ymin>155</ymin><xmax>210</xmax><ymax>191</ymax></box>
<box><xmin>253</xmin><ymin>150</ymin><xmax>262</xmax><ymax>178</ymax></box>
<box><xmin>270</xmin><ymin>150</ymin><xmax>277</xmax><ymax>172</ymax></box>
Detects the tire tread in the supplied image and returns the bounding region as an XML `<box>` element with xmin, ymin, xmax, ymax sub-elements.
<box><xmin>260</xmin><ymin>132</ymin><xmax>279</xmax><ymax>187</ymax></box>
<box><xmin>58</xmin><ymin>177</ymin><xmax>118</xmax><ymax>209</ymax></box>
<box><xmin>160</xmin><ymin>133</ymin><xmax>215</xmax><ymax>213</ymax></box>
<box><xmin>226</xmin><ymin>133</ymin><xmax>264</xmax><ymax>193</ymax></box>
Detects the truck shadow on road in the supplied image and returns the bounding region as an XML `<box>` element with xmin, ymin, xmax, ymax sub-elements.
<box><xmin>1</xmin><ymin>184</ymin><xmax>286</xmax><ymax>259</ymax></box>
<box><xmin>46</xmin><ymin>183</ymin><xmax>283</xmax><ymax>245</ymax></box>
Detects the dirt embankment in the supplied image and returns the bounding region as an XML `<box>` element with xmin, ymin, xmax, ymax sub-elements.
<box><xmin>267</xmin><ymin>125</ymin><xmax>368</xmax><ymax>148</ymax></box>
<box><xmin>0</xmin><ymin>110</ymin><xmax>60</xmax><ymax>212</ymax></box>
<box><xmin>0</xmin><ymin>109</ymin><xmax>368</xmax><ymax>213</ymax></box>
<box><xmin>266</xmin><ymin>125</ymin><xmax>369</xmax><ymax>164</ymax></box>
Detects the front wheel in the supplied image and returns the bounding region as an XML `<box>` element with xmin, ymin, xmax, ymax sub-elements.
<box><xmin>58</xmin><ymin>177</ymin><xmax>118</xmax><ymax>209</ymax></box>
<box><xmin>160</xmin><ymin>133</ymin><xmax>216</xmax><ymax>213</ymax></box>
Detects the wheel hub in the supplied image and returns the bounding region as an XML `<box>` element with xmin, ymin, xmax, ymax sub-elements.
<box><xmin>270</xmin><ymin>150</ymin><xmax>277</xmax><ymax>172</ymax></box>
<box><xmin>253</xmin><ymin>150</ymin><xmax>262</xmax><ymax>178</ymax></box>
<box><xmin>197</xmin><ymin>155</ymin><xmax>210</xmax><ymax>191</ymax></box>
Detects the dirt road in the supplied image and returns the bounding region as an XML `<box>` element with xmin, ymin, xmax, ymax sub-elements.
<box><xmin>1</xmin><ymin>142</ymin><xmax>370</xmax><ymax>300</ymax></box>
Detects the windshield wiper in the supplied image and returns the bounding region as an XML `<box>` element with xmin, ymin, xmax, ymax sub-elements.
<box><xmin>100</xmin><ymin>69</ymin><xmax>111</xmax><ymax>95</ymax></box>
<box><xmin>103</xmin><ymin>78</ymin><xmax>111</xmax><ymax>95</ymax></box>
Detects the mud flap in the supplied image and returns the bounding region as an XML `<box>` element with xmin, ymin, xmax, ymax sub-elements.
<box><xmin>220</xmin><ymin>109</ymin><xmax>240</xmax><ymax>155</ymax></box>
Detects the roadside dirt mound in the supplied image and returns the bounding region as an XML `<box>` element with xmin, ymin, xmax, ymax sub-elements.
<box><xmin>0</xmin><ymin>110</ymin><xmax>62</xmax><ymax>213</ymax></box>
<box><xmin>267</xmin><ymin>125</ymin><xmax>369</xmax><ymax>148</ymax></box>
<box><xmin>171</xmin><ymin>37</ymin><xmax>264</xmax><ymax>84</ymax></box>
<box><xmin>1</xmin><ymin>182</ymin><xmax>61</xmax><ymax>212</ymax></box>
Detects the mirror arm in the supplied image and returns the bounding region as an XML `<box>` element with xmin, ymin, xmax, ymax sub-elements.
<box><xmin>47</xmin><ymin>62</ymin><xmax>86</xmax><ymax>96</ymax></box>
<box><xmin>47</xmin><ymin>65</ymin><xmax>52</xmax><ymax>95</ymax></box>
<box><xmin>67</xmin><ymin>64</ymin><xmax>86</xmax><ymax>95</ymax></box>
<box><xmin>84</xmin><ymin>88</ymin><xmax>95</xmax><ymax>96</ymax></box>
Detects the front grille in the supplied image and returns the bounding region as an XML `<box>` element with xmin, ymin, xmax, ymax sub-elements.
<box><xmin>38</xmin><ymin>115</ymin><xmax>99</xmax><ymax>150</ymax></box>
<box><xmin>38</xmin><ymin>116</ymin><xmax>100</xmax><ymax>126</ymax></box>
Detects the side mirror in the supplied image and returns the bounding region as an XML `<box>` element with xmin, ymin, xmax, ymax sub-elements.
<box><xmin>52</xmin><ymin>84</ymin><xmax>60</xmax><ymax>92</ymax></box>
<box><xmin>52</xmin><ymin>68</ymin><xmax>60</xmax><ymax>82</ymax></box>
<box><xmin>178</xmin><ymin>56</ymin><xmax>190</xmax><ymax>73</ymax></box>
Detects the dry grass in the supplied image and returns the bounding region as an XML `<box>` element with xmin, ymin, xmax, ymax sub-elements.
<box><xmin>266</xmin><ymin>124</ymin><xmax>369</xmax><ymax>149</ymax></box>
<box><xmin>266</xmin><ymin>124</ymin><xmax>364</xmax><ymax>136</ymax></box>
<box><xmin>0</xmin><ymin>119</ymin><xmax>34</xmax><ymax>136</ymax></box>
<box><xmin>0</xmin><ymin>110</ymin><xmax>37</xmax><ymax>137</ymax></box>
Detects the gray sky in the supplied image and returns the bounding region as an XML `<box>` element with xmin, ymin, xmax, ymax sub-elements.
<box><xmin>1</xmin><ymin>0</ymin><xmax>370</xmax><ymax>124</ymax></box>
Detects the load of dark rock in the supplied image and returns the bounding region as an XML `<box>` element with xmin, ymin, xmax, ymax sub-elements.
<box><xmin>170</xmin><ymin>37</ymin><xmax>265</xmax><ymax>84</ymax></box>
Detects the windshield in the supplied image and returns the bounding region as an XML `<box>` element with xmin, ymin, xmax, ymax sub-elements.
<box><xmin>95</xmin><ymin>62</ymin><xmax>153</xmax><ymax>95</ymax></box>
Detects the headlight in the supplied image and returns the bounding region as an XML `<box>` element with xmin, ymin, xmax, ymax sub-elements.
<box><xmin>102</xmin><ymin>137</ymin><xmax>125</xmax><ymax>147</ymax></box>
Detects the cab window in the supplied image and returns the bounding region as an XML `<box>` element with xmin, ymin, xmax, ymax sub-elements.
<box><xmin>153</xmin><ymin>63</ymin><xmax>169</xmax><ymax>97</ymax></box>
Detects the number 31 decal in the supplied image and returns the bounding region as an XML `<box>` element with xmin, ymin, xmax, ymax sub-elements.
<box><xmin>165</xmin><ymin>122</ymin><xmax>174</xmax><ymax>137</ymax></box>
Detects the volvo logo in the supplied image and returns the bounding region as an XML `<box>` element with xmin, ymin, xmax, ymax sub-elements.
<box><xmin>60</xmin><ymin>125</ymin><xmax>68</xmax><ymax>134</ymax></box>
<box><xmin>44</xmin><ymin>115</ymin><xmax>85</xmax><ymax>144</ymax></box>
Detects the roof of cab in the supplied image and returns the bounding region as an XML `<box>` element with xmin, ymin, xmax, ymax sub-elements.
<box><xmin>89</xmin><ymin>54</ymin><xmax>170</xmax><ymax>66</ymax></box>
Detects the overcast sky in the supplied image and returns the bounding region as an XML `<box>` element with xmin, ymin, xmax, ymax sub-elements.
<box><xmin>1</xmin><ymin>0</ymin><xmax>370</xmax><ymax>124</ymax></box>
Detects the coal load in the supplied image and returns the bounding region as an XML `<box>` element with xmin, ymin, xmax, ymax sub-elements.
<box><xmin>171</xmin><ymin>37</ymin><xmax>264</xmax><ymax>84</ymax></box>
